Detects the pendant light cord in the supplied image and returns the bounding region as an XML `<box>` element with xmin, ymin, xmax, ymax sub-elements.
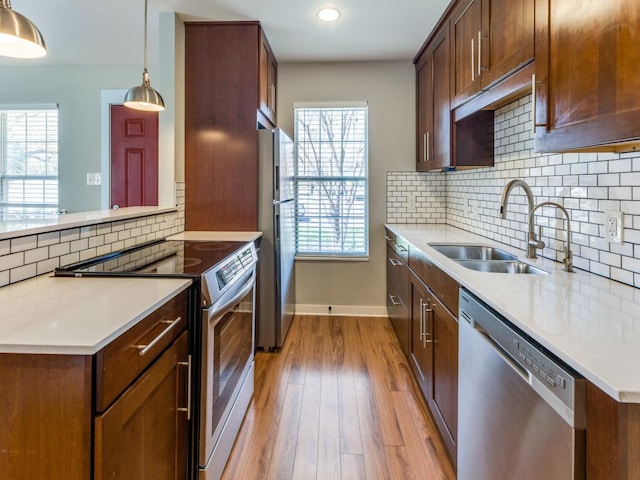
<box><xmin>143</xmin><ymin>0</ymin><xmax>149</xmax><ymax>71</ymax></box>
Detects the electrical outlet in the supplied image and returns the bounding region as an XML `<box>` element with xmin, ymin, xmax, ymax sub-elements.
<box><xmin>468</xmin><ymin>199</ymin><xmax>478</xmax><ymax>218</ymax></box>
<box><xmin>407</xmin><ymin>194</ymin><xmax>416</xmax><ymax>211</ymax></box>
<box><xmin>86</xmin><ymin>173</ymin><xmax>102</xmax><ymax>186</ymax></box>
<box><xmin>604</xmin><ymin>211</ymin><xmax>624</xmax><ymax>244</ymax></box>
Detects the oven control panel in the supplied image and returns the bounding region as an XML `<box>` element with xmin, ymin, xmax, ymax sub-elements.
<box><xmin>215</xmin><ymin>246</ymin><xmax>256</xmax><ymax>290</ymax></box>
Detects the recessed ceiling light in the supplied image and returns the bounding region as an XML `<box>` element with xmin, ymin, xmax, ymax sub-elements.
<box><xmin>317</xmin><ymin>7</ymin><xmax>341</xmax><ymax>22</ymax></box>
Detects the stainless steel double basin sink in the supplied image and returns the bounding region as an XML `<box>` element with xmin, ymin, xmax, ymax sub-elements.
<box><xmin>429</xmin><ymin>244</ymin><xmax>548</xmax><ymax>275</ymax></box>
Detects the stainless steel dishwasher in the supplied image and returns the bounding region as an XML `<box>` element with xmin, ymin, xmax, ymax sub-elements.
<box><xmin>458</xmin><ymin>289</ymin><xmax>586</xmax><ymax>480</ymax></box>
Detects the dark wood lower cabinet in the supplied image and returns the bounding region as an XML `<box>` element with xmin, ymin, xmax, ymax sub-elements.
<box><xmin>430</xmin><ymin>294</ymin><xmax>458</xmax><ymax>457</ymax></box>
<box><xmin>409</xmin><ymin>271</ymin><xmax>458</xmax><ymax>465</ymax></box>
<box><xmin>410</xmin><ymin>274</ymin><xmax>433</xmax><ymax>396</ymax></box>
<box><xmin>95</xmin><ymin>332</ymin><xmax>188</xmax><ymax>480</ymax></box>
<box><xmin>0</xmin><ymin>295</ymin><xmax>189</xmax><ymax>480</ymax></box>
<box><xmin>0</xmin><ymin>354</ymin><xmax>92</xmax><ymax>480</ymax></box>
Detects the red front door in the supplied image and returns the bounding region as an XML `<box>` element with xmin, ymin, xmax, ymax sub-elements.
<box><xmin>110</xmin><ymin>105</ymin><xmax>159</xmax><ymax>208</ymax></box>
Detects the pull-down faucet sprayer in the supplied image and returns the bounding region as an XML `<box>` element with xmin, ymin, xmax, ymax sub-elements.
<box><xmin>499</xmin><ymin>179</ymin><xmax>540</xmax><ymax>259</ymax></box>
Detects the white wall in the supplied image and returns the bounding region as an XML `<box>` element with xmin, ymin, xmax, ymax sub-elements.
<box><xmin>278</xmin><ymin>61</ymin><xmax>415</xmax><ymax>313</ymax></box>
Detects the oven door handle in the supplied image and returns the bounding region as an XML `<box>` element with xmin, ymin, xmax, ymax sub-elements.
<box><xmin>205</xmin><ymin>267</ymin><xmax>256</xmax><ymax>323</ymax></box>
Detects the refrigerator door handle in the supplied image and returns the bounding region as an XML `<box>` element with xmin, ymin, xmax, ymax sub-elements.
<box><xmin>273</xmin><ymin>198</ymin><xmax>294</xmax><ymax>206</ymax></box>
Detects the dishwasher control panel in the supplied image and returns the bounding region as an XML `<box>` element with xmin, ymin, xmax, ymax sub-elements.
<box><xmin>513</xmin><ymin>338</ymin><xmax>567</xmax><ymax>390</ymax></box>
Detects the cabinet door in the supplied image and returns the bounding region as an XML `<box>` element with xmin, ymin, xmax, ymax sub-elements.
<box><xmin>451</xmin><ymin>0</ymin><xmax>482</xmax><ymax>106</ymax></box>
<box><xmin>410</xmin><ymin>275</ymin><xmax>433</xmax><ymax>397</ymax></box>
<box><xmin>430</xmin><ymin>295</ymin><xmax>458</xmax><ymax>462</ymax></box>
<box><xmin>415</xmin><ymin>25</ymin><xmax>450</xmax><ymax>171</ymax></box>
<box><xmin>535</xmin><ymin>0</ymin><xmax>640</xmax><ymax>152</ymax></box>
<box><xmin>94</xmin><ymin>332</ymin><xmax>189</xmax><ymax>480</ymax></box>
<box><xmin>415</xmin><ymin>50</ymin><xmax>431</xmax><ymax>171</ymax></box>
<box><xmin>258</xmin><ymin>31</ymin><xmax>277</xmax><ymax>127</ymax></box>
<box><xmin>481</xmin><ymin>0</ymin><xmax>534</xmax><ymax>87</ymax></box>
<box><xmin>430</xmin><ymin>26</ymin><xmax>451</xmax><ymax>171</ymax></box>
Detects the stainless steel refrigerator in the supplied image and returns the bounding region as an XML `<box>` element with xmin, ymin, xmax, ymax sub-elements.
<box><xmin>257</xmin><ymin>128</ymin><xmax>296</xmax><ymax>349</ymax></box>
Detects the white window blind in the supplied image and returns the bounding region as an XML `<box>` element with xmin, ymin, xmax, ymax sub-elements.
<box><xmin>0</xmin><ymin>107</ymin><xmax>59</xmax><ymax>221</ymax></box>
<box><xmin>294</xmin><ymin>103</ymin><xmax>369</xmax><ymax>258</ymax></box>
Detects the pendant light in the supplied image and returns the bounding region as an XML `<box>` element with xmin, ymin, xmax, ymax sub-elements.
<box><xmin>124</xmin><ymin>0</ymin><xmax>164</xmax><ymax>112</ymax></box>
<box><xmin>0</xmin><ymin>0</ymin><xmax>46</xmax><ymax>58</ymax></box>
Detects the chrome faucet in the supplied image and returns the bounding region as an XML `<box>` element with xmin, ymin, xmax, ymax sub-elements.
<box><xmin>530</xmin><ymin>202</ymin><xmax>574</xmax><ymax>272</ymax></box>
<box><xmin>499</xmin><ymin>179</ymin><xmax>539</xmax><ymax>259</ymax></box>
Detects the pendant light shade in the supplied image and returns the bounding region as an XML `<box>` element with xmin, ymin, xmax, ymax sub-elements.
<box><xmin>124</xmin><ymin>0</ymin><xmax>164</xmax><ymax>112</ymax></box>
<box><xmin>0</xmin><ymin>0</ymin><xmax>46</xmax><ymax>59</ymax></box>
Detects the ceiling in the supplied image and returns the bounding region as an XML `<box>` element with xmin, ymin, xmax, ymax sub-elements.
<box><xmin>0</xmin><ymin>0</ymin><xmax>451</xmax><ymax>66</ymax></box>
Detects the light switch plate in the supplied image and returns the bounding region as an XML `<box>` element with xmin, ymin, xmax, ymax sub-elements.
<box><xmin>604</xmin><ymin>211</ymin><xmax>623</xmax><ymax>244</ymax></box>
<box><xmin>86</xmin><ymin>173</ymin><xmax>102</xmax><ymax>186</ymax></box>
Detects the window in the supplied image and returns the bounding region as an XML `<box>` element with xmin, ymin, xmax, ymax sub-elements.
<box><xmin>294</xmin><ymin>102</ymin><xmax>368</xmax><ymax>258</ymax></box>
<box><xmin>0</xmin><ymin>106</ymin><xmax>58</xmax><ymax>221</ymax></box>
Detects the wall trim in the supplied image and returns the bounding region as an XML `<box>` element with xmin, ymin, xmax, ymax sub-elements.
<box><xmin>295</xmin><ymin>304</ymin><xmax>388</xmax><ymax>317</ymax></box>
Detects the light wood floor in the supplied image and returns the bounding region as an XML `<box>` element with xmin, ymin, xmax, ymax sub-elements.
<box><xmin>221</xmin><ymin>315</ymin><xmax>456</xmax><ymax>480</ymax></box>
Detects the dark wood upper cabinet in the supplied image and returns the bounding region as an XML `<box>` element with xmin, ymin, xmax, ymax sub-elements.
<box><xmin>451</xmin><ymin>0</ymin><xmax>534</xmax><ymax>108</ymax></box>
<box><xmin>534</xmin><ymin>0</ymin><xmax>640</xmax><ymax>152</ymax></box>
<box><xmin>416</xmin><ymin>24</ymin><xmax>451</xmax><ymax>171</ymax></box>
<box><xmin>185</xmin><ymin>22</ymin><xmax>278</xmax><ymax>231</ymax></box>
<box><xmin>451</xmin><ymin>0</ymin><xmax>483</xmax><ymax>106</ymax></box>
<box><xmin>259</xmin><ymin>31</ymin><xmax>278</xmax><ymax>127</ymax></box>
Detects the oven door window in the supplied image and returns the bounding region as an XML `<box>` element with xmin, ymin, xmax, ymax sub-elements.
<box><xmin>200</xmin><ymin>285</ymin><xmax>254</xmax><ymax>464</ymax></box>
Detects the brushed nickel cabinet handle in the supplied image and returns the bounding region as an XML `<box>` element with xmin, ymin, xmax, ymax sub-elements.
<box><xmin>135</xmin><ymin>317</ymin><xmax>182</xmax><ymax>356</ymax></box>
<box><xmin>419</xmin><ymin>298</ymin><xmax>425</xmax><ymax>340</ymax></box>
<box><xmin>389</xmin><ymin>295</ymin><xmax>401</xmax><ymax>306</ymax></box>
<box><xmin>426</xmin><ymin>132</ymin><xmax>431</xmax><ymax>161</ymax></box>
<box><xmin>389</xmin><ymin>258</ymin><xmax>403</xmax><ymax>267</ymax></box>
<box><xmin>177</xmin><ymin>354</ymin><xmax>192</xmax><ymax>420</ymax></box>
<box><xmin>471</xmin><ymin>38</ymin><xmax>475</xmax><ymax>82</ymax></box>
<box><xmin>477</xmin><ymin>31</ymin><xmax>482</xmax><ymax>76</ymax></box>
<box><xmin>385</xmin><ymin>235</ymin><xmax>392</xmax><ymax>241</ymax></box>
<box><xmin>423</xmin><ymin>303</ymin><xmax>433</xmax><ymax>347</ymax></box>
<box><xmin>423</xmin><ymin>133</ymin><xmax>427</xmax><ymax>162</ymax></box>
<box><xmin>532</xmin><ymin>73</ymin><xmax>537</xmax><ymax>133</ymax></box>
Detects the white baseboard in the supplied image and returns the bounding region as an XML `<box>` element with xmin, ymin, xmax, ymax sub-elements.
<box><xmin>294</xmin><ymin>304</ymin><xmax>389</xmax><ymax>317</ymax></box>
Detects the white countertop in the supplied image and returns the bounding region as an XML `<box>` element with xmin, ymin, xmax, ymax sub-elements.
<box><xmin>168</xmin><ymin>231</ymin><xmax>262</xmax><ymax>242</ymax></box>
<box><xmin>0</xmin><ymin>274</ymin><xmax>191</xmax><ymax>355</ymax></box>
<box><xmin>387</xmin><ymin>223</ymin><xmax>640</xmax><ymax>403</ymax></box>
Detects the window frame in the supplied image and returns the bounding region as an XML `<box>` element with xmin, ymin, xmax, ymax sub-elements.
<box><xmin>0</xmin><ymin>104</ymin><xmax>59</xmax><ymax>221</ymax></box>
<box><xmin>293</xmin><ymin>101</ymin><xmax>369</xmax><ymax>260</ymax></box>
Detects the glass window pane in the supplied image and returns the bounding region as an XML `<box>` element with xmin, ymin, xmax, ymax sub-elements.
<box><xmin>294</xmin><ymin>106</ymin><xmax>368</xmax><ymax>257</ymax></box>
<box><xmin>0</xmin><ymin>108</ymin><xmax>59</xmax><ymax>221</ymax></box>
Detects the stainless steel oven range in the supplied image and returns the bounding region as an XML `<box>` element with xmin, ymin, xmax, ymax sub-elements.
<box><xmin>55</xmin><ymin>239</ymin><xmax>258</xmax><ymax>480</ymax></box>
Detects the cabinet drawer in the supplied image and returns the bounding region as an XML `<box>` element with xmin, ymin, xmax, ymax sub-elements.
<box><xmin>387</xmin><ymin>246</ymin><xmax>409</xmax><ymax>305</ymax></box>
<box><xmin>409</xmin><ymin>248</ymin><xmax>459</xmax><ymax>316</ymax></box>
<box><xmin>95</xmin><ymin>290</ymin><xmax>188</xmax><ymax>412</ymax></box>
<box><xmin>385</xmin><ymin>229</ymin><xmax>410</xmax><ymax>263</ymax></box>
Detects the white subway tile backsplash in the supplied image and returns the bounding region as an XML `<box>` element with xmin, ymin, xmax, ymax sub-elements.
<box><xmin>60</xmin><ymin>228</ymin><xmax>80</xmax><ymax>243</ymax></box>
<box><xmin>49</xmin><ymin>243</ymin><xmax>70</xmax><ymax>258</ymax></box>
<box><xmin>10</xmin><ymin>264</ymin><xmax>36</xmax><ymax>284</ymax></box>
<box><xmin>0</xmin><ymin>240</ymin><xmax>9</xmax><ymax>256</ymax></box>
<box><xmin>0</xmin><ymin>252</ymin><xmax>24</xmax><ymax>271</ymax></box>
<box><xmin>37</xmin><ymin>258</ymin><xmax>59</xmax><ymax>275</ymax></box>
<box><xmin>38</xmin><ymin>231</ymin><xmax>60</xmax><ymax>247</ymax></box>
<box><xmin>11</xmin><ymin>235</ymin><xmax>38</xmax><ymax>253</ymax></box>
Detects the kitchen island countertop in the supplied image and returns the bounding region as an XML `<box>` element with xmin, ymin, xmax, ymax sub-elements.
<box><xmin>0</xmin><ymin>274</ymin><xmax>191</xmax><ymax>355</ymax></box>
<box><xmin>387</xmin><ymin>223</ymin><xmax>640</xmax><ymax>403</ymax></box>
